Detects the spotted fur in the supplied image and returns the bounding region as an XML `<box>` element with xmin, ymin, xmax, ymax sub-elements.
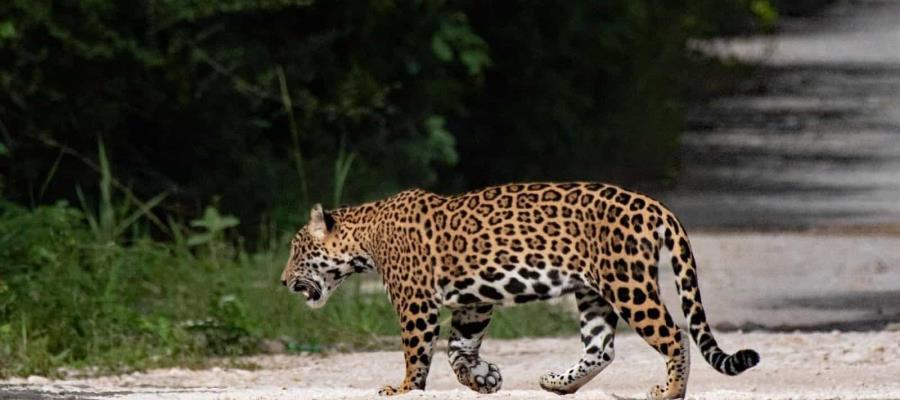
<box><xmin>281</xmin><ymin>182</ymin><xmax>760</xmax><ymax>399</ymax></box>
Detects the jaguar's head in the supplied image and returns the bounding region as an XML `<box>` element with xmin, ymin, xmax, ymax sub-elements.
<box><xmin>280</xmin><ymin>204</ymin><xmax>373</xmax><ymax>308</ymax></box>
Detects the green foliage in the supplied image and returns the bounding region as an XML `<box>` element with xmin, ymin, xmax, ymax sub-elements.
<box><xmin>188</xmin><ymin>207</ymin><xmax>241</xmax><ymax>246</ymax></box>
<box><xmin>0</xmin><ymin>20</ymin><xmax>15</xmax><ymax>41</ymax></box>
<box><xmin>74</xmin><ymin>141</ymin><xmax>169</xmax><ymax>244</ymax></box>
<box><xmin>431</xmin><ymin>12</ymin><xmax>491</xmax><ymax>76</ymax></box>
<box><xmin>751</xmin><ymin>0</ymin><xmax>780</xmax><ymax>27</ymax></box>
<box><xmin>0</xmin><ymin>0</ymin><xmax>480</xmax><ymax>231</ymax></box>
<box><xmin>187</xmin><ymin>205</ymin><xmax>241</xmax><ymax>262</ymax></box>
<box><xmin>0</xmin><ymin>140</ymin><xmax>6</xmax><ymax>193</ymax></box>
<box><xmin>182</xmin><ymin>294</ymin><xmax>260</xmax><ymax>357</ymax></box>
<box><xmin>332</xmin><ymin>137</ymin><xmax>357</xmax><ymax>208</ymax></box>
<box><xmin>0</xmin><ymin>0</ymin><xmax>773</xmax><ymax>233</ymax></box>
<box><xmin>7</xmin><ymin>207</ymin><xmax>185</xmax><ymax>376</ymax></box>
<box><xmin>683</xmin><ymin>0</ymin><xmax>778</xmax><ymax>36</ymax></box>
<box><xmin>487</xmin><ymin>301</ymin><xmax>578</xmax><ymax>338</ymax></box>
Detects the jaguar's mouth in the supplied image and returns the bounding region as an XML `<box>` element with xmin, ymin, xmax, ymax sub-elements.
<box><xmin>292</xmin><ymin>280</ymin><xmax>323</xmax><ymax>302</ymax></box>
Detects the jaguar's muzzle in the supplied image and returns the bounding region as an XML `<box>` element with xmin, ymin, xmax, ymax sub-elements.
<box><xmin>291</xmin><ymin>280</ymin><xmax>323</xmax><ymax>302</ymax></box>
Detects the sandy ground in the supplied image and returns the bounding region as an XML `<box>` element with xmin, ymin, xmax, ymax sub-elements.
<box><xmin>3</xmin><ymin>330</ymin><xmax>900</xmax><ymax>400</ymax></box>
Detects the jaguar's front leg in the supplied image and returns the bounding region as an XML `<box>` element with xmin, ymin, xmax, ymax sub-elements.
<box><xmin>379</xmin><ymin>296</ymin><xmax>441</xmax><ymax>396</ymax></box>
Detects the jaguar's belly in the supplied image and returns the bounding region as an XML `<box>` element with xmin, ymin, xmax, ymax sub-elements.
<box><xmin>439</xmin><ymin>264</ymin><xmax>585</xmax><ymax>307</ymax></box>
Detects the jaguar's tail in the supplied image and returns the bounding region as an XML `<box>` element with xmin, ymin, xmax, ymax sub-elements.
<box><xmin>661</xmin><ymin>216</ymin><xmax>760</xmax><ymax>376</ymax></box>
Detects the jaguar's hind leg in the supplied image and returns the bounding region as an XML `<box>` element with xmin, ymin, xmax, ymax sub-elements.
<box><xmin>448</xmin><ymin>305</ymin><xmax>502</xmax><ymax>394</ymax></box>
<box><xmin>643</xmin><ymin>324</ymin><xmax>690</xmax><ymax>400</ymax></box>
<box><xmin>609</xmin><ymin>276</ymin><xmax>690</xmax><ymax>400</ymax></box>
<box><xmin>539</xmin><ymin>288</ymin><xmax>618</xmax><ymax>394</ymax></box>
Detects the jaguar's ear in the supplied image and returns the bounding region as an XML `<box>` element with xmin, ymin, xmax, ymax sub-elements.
<box><xmin>309</xmin><ymin>203</ymin><xmax>335</xmax><ymax>240</ymax></box>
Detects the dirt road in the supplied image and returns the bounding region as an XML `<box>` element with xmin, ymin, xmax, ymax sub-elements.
<box><xmin>664</xmin><ymin>0</ymin><xmax>900</xmax><ymax>229</ymax></box>
<box><xmin>658</xmin><ymin>232</ymin><xmax>900</xmax><ymax>331</ymax></box>
<box><xmin>3</xmin><ymin>330</ymin><xmax>899</xmax><ymax>399</ymax></box>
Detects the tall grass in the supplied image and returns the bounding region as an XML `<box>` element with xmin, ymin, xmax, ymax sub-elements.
<box><xmin>74</xmin><ymin>140</ymin><xmax>169</xmax><ymax>244</ymax></box>
<box><xmin>332</xmin><ymin>135</ymin><xmax>357</xmax><ymax>208</ymax></box>
<box><xmin>276</xmin><ymin>65</ymin><xmax>357</xmax><ymax>209</ymax></box>
<box><xmin>276</xmin><ymin>65</ymin><xmax>310</xmax><ymax>208</ymax></box>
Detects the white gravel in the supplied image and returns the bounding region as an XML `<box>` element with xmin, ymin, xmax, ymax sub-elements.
<box><xmin>4</xmin><ymin>331</ymin><xmax>900</xmax><ymax>399</ymax></box>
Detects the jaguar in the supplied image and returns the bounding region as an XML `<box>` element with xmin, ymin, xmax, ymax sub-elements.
<box><xmin>280</xmin><ymin>182</ymin><xmax>759</xmax><ymax>399</ymax></box>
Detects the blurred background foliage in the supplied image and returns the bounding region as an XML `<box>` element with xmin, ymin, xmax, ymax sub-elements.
<box><xmin>0</xmin><ymin>0</ymin><xmax>778</xmax><ymax>232</ymax></box>
<box><xmin>0</xmin><ymin>0</ymin><xmax>822</xmax><ymax>377</ymax></box>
